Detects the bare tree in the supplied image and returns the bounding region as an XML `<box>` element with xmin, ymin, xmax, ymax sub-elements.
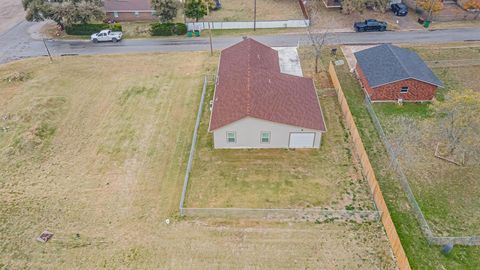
<box><xmin>305</xmin><ymin>7</ymin><xmax>327</xmax><ymax>73</ymax></box>
<box><xmin>431</xmin><ymin>89</ymin><xmax>480</xmax><ymax>164</ymax></box>
<box><xmin>383</xmin><ymin>116</ymin><xmax>423</xmax><ymax>165</ymax></box>
<box><xmin>340</xmin><ymin>0</ymin><xmax>367</xmax><ymax>14</ymax></box>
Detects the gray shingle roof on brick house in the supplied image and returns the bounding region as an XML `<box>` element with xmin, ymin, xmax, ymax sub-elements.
<box><xmin>354</xmin><ymin>44</ymin><xmax>443</xmax><ymax>88</ymax></box>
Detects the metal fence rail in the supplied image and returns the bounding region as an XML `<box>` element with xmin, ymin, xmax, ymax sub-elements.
<box><xmin>179</xmin><ymin>75</ymin><xmax>210</xmax><ymax>216</ymax></box>
<box><xmin>183</xmin><ymin>207</ymin><xmax>380</xmax><ymax>222</ymax></box>
<box><xmin>364</xmin><ymin>96</ymin><xmax>480</xmax><ymax>246</ymax></box>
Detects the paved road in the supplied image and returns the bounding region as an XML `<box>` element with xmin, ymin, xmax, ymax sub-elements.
<box><xmin>1</xmin><ymin>21</ymin><xmax>480</xmax><ymax>64</ymax></box>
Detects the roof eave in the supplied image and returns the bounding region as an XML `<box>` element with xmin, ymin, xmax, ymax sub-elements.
<box><xmin>370</xmin><ymin>77</ymin><xmax>443</xmax><ymax>89</ymax></box>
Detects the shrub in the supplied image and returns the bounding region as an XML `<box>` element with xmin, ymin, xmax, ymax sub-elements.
<box><xmin>150</xmin><ymin>22</ymin><xmax>174</xmax><ymax>36</ymax></box>
<box><xmin>110</xmin><ymin>23</ymin><xmax>123</xmax><ymax>32</ymax></box>
<box><xmin>65</xmin><ymin>23</ymin><xmax>123</xmax><ymax>35</ymax></box>
<box><xmin>174</xmin><ymin>23</ymin><xmax>187</xmax><ymax>35</ymax></box>
<box><xmin>150</xmin><ymin>22</ymin><xmax>187</xmax><ymax>36</ymax></box>
<box><xmin>65</xmin><ymin>23</ymin><xmax>108</xmax><ymax>35</ymax></box>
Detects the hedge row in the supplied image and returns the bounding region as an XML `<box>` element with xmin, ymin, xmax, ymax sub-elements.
<box><xmin>65</xmin><ymin>23</ymin><xmax>123</xmax><ymax>35</ymax></box>
<box><xmin>150</xmin><ymin>23</ymin><xmax>188</xmax><ymax>36</ymax></box>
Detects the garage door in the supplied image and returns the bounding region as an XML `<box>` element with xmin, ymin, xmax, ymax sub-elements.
<box><xmin>289</xmin><ymin>133</ymin><xmax>315</xmax><ymax>148</ymax></box>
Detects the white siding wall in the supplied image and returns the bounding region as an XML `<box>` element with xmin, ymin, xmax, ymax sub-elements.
<box><xmin>212</xmin><ymin>117</ymin><xmax>323</xmax><ymax>149</ymax></box>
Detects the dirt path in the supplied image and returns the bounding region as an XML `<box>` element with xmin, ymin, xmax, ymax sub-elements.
<box><xmin>0</xmin><ymin>0</ymin><xmax>25</xmax><ymax>35</ymax></box>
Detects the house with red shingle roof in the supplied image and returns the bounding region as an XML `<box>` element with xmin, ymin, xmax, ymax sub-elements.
<box><xmin>209</xmin><ymin>38</ymin><xmax>326</xmax><ymax>149</ymax></box>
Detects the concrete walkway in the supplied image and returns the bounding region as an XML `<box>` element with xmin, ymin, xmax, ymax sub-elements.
<box><xmin>273</xmin><ymin>47</ymin><xmax>303</xmax><ymax>77</ymax></box>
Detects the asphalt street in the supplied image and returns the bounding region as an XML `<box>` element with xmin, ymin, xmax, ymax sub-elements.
<box><xmin>1</xmin><ymin>21</ymin><xmax>480</xmax><ymax>64</ymax></box>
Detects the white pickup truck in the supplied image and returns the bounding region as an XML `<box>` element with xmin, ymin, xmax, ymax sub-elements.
<box><xmin>90</xmin><ymin>29</ymin><xmax>123</xmax><ymax>43</ymax></box>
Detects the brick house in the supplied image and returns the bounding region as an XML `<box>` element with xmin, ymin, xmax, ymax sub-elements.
<box><xmin>354</xmin><ymin>44</ymin><xmax>443</xmax><ymax>102</ymax></box>
<box><xmin>104</xmin><ymin>0</ymin><xmax>158</xmax><ymax>21</ymax></box>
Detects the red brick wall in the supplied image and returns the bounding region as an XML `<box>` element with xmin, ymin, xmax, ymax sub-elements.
<box><xmin>355</xmin><ymin>64</ymin><xmax>437</xmax><ymax>102</ymax></box>
<box><xmin>106</xmin><ymin>12</ymin><xmax>158</xmax><ymax>22</ymax></box>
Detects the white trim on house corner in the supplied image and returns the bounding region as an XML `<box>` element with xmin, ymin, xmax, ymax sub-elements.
<box><xmin>207</xmin><ymin>52</ymin><xmax>222</xmax><ymax>133</ymax></box>
<box><xmin>311</xmin><ymin>79</ymin><xmax>328</xmax><ymax>133</ymax></box>
<box><xmin>369</xmin><ymin>77</ymin><xmax>443</xmax><ymax>89</ymax></box>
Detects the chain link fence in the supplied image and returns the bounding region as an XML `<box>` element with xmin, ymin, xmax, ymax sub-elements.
<box><xmin>178</xmin><ymin>73</ymin><xmax>381</xmax><ymax>223</ymax></box>
<box><xmin>364</xmin><ymin>96</ymin><xmax>480</xmax><ymax>246</ymax></box>
<box><xmin>179</xmin><ymin>75</ymin><xmax>211</xmax><ymax>217</ymax></box>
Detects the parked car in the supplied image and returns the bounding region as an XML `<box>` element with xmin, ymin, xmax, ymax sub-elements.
<box><xmin>90</xmin><ymin>30</ymin><xmax>123</xmax><ymax>43</ymax></box>
<box><xmin>354</xmin><ymin>19</ymin><xmax>387</xmax><ymax>32</ymax></box>
<box><xmin>212</xmin><ymin>0</ymin><xmax>222</xmax><ymax>10</ymax></box>
<box><xmin>391</xmin><ymin>3</ymin><xmax>408</xmax><ymax>16</ymax></box>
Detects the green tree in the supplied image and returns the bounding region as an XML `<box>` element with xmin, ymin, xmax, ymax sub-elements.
<box><xmin>185</xmin><ymin>0</ymin><xmax>207</xmax><ymax>22</ymax></box>
<box><xmin>152</xmin><ymin>0</ymin><xmax>178</xmax><ymax>23</ymax></box>
<box><xmin>22</xmin><ymin>0</ymin><xmax>104</xmax><ymax>27</ymax></box>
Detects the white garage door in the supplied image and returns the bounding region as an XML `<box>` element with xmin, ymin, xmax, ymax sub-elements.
<box><xmin>289</xmin><ymin>133</ymin><xmax>315</xmax><ymax>148</ymax></box>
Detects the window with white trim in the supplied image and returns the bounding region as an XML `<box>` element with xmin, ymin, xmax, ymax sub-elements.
<box><xmin>113</xmin><ymin>11</ymin><xmax>119</xmax><ymax>18</ymax></box>
<box><xmin>400</xmin><ymin>86</ymin><xmax>409</xmax><ymax>93</ymax></box>
<box><xmin>226</xmin><ymin>131</ymin><xmax>236</xmax><ymax>143</ymax></box>
<box><xmin>134</xmin><ymin>11</ymin><xmax>140</xmax><ymax>17</ymax></box>
<box><xmin>260</xmin><ymin>131</ymin><xmax>270</xmax><ymax>143</ymax></box>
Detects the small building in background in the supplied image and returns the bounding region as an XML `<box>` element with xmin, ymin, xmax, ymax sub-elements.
<box><xmin>354</xmin><ymin>44</ymin><xmax>443</xmax><ymax>102</ymax></box>
<box><xmin>104</xmin><ymin>0</ymin><xmax>157</xmax><ymax>21</ymax></box>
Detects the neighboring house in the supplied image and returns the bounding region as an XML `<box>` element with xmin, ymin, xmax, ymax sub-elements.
<box><xmin>208</xmin><ymin>38</ymin><xmax>326</xmax><ymax>149</ymax></box>
<box><xmin>104</xmin><ymin>0</ymin><xmax>157</xmax><ymax>21</ymax></box>
<box><xmin>354</xmin><ymin>44</ymin><xmax>443</xmax><ymax>102</ymax></box>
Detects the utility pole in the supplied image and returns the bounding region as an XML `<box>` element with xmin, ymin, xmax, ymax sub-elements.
<box><xmin>253</xmin><ymin>0</ymin><xmax>257</xmax><ymax>31</ymax></box>
<box><xmin>43</xmin><ymin>38</ymin><xmax>53</xmax><ymax>63</ymax></box>
<box><xmin>208</xmin><ymin>22</ymin><xmax>213</xmax><ymax>56</ymax></box>
<box><xmin>204</xmin><ymin>0</ymin><xmax>213</xmax><ymax>56</ymax></box>
<box><xmin>427</xmin><ymin>0</ymin><xmax>436</xmax><ymax>22</ymax></box>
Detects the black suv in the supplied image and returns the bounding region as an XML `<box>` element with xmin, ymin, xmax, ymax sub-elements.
<box><xmin>354</xmin><ymin>19</ymin><xmax>387</xmax><ymax>32</ymax></box>
<box><xmin>391</xmin><ymin>3</ymin><xmax>408</xmax><ymax>16</ymax></box>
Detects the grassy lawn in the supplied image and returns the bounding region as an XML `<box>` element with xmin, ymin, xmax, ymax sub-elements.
<box><xmin>429</xmin><ymin>19</ymin><xmax>480</xmax><ymax>30</ymax></box>
<box><xmin>371</xmin><ymin>45</ymin><xmax>480</xmax><ymax>237</ymax></box>
<box><xmin>186</xmin><ymin>47</ymin><xmax>374</xmax><ymax>211</ymax></box>
<box><xmin>187</xmin><ymin>88</ymin><xmax>373</xmax><ymax>210</ymax></box>
<box><xmin>198</xmin><ymin>0</ymin><xmax>304</xmax><ymax>22</ymax></box>
<box><xmin>407</xmin><ymin>43</ymin><xmax>480</xmax><ymax>62</ymax></box>
<box><xmin>0</xmin><ymin>53</ymin><xmax>398</xmax><ymax>269</ymax></box>
<box><xmin>332</xmin><ymin>46</ymin><xmax>480</xmax><ymax>269</ymax></box>
<box><xmin>121</xmin><ymin>22</ymin><xmax>154</xmax><ymax>39</ymax></box>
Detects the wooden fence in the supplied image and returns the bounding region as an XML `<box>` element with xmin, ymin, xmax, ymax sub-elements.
<box><xmin>328</xmin><ymin>62</ymin><xmax>411</xmax><ymax>270</ymax></box>
<box><xmin>298</xmin><ymin>0</ymin><xmax>310</xmax><ymax>19</ymax></box>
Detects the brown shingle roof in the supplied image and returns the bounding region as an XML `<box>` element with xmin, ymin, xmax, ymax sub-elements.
<box><xmin>209</xmin><ymin>38</ymin><xmax>326</xmax><ymax>132</ymax></box>
<box><xmin>104</xmin><ymin>0</ymin><xmax>152</xmax><ymax>11</ymax></box>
